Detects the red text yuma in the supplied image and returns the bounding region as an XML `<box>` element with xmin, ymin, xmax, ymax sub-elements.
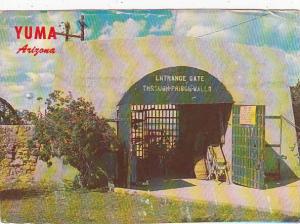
<box><xmin>15</xmin><ymin>26</ymin><xmax>56</xmax><ymax>56</ymax></box>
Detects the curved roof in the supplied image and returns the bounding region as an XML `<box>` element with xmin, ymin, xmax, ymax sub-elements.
<box><xmin>118</xmin><ymin>66</ymin><xmax>233</xmax><ymax>106</ymax></box>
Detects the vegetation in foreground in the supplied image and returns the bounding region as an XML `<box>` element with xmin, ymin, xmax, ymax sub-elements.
<box><xmin>25</xmin><ymin>90</ymin><xmax>119</xmax><ymax>189</ymax></box>
<box><xmin>0</xmin><ymin>189</ymin><xmax>299</xmax><ymax>223</ymax></box>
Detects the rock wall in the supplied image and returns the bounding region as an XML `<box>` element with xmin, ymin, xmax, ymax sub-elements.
<box><xmin>0</xmin><ymin>125</ymin><xmax>37</xmax><ymax>189</ymax></box>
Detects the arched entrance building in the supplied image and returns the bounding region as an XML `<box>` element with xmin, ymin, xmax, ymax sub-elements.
<box><xmin>55</xmin><ymin>37</ymin><xmax>300</xmax><ymax>189</ymax></box>
<box><xmin>118</xmin><ymin>66</ymin><xmax>234</xmax><ymax>181</ymax></box>
<box><xmin>117</xmin><ymin>66</ymin><xmax>294</xmax><ymax>189</ymax></box>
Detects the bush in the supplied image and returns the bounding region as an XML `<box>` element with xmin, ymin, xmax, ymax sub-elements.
<box><xmin>30</xmin><ymin>90</ymin><xmax>119</xmax><ymax>189</ymax></box>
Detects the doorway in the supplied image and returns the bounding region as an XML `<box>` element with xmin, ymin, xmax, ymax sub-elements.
<box><xmin>130</xmin><ymin>103</ymin><xmax>232</xmax><ymax>181</ymax></box>
<box><xmin>167</xmin><ymin>104</ymin><xmax>232</xmax><ymax>178</ymax></box>
<box><xmin>117</xmin><ymin>66</ymin><xmax>235</xmax><ymax>185</ymax></box>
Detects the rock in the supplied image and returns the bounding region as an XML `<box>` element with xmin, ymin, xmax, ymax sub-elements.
<box><xmin>29</xmin><ymin>156</ymin><xmax>37</xmax><ymax>162</ymax></box>
<box><xmin>30</xmin><ymin>165</ymin><xmax>36</xmax><ymax>171</ymax></box>
<box><xmin>11</xmin><ymin>158</ymin><xmax>23</xmax><ymax>166</ymax></box>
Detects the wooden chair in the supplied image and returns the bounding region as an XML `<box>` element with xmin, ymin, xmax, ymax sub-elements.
<box><xmin>206</xmin><ymin>144</ymin><xmax>230</xmax><ymax>184</ymax></box>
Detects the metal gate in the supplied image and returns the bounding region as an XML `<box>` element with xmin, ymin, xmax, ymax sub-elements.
<box><xmin>232</xmin><ymin>105</ymin><xmax>265</xmax><ymax>189</ymax></box>
<box><xmin>131</xmin><ymin>104</ymin><xmax>179</xmax><ymax>159</ymax></box>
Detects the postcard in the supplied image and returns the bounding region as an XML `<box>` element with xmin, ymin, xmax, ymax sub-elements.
<box><xmin>0</xmin><ymin>10</ymin><xmax>300</xmax><ymax>223</ymax></box>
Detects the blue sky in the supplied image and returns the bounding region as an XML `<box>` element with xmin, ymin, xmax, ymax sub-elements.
<box><xmin>81</xmin><ymin>10</ymin><xmax>174</xmax><ymax>39</ymax></box>
<box><xmin>1</xmin><ymin>10</ymin><xmax>299</xmax><ymax>49</ymax></box>
<box><xmin>82</xmin><ymin>10</ymin><xmax>300</xmax><ymax>52</ymax></box>
<box><xmin>0</xmin><ymin>10</ymin><xmax>300</xmax><ymax>110</ymax></box>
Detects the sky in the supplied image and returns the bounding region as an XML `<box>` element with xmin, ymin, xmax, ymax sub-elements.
<box><xmin>0</xmin><ymin>10</ymin><xmax>300</xmax><ymax>111</ymax></box>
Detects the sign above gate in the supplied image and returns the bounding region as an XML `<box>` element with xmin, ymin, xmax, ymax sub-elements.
<box><xmin>118</xmin><ymin>66</ymin><xmax>234</xmax><ymax>106</ymax></box>
<box><xmin>142</xmin><ymin>74</ymin><xmax>212</xmax><ymax>93</ymax></box>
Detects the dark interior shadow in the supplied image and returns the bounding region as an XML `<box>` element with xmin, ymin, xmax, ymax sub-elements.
<box><xmin>264</xmin><ymin>141</ymin><xmax>299</xmax><ymax>189</ymax></box>
<box><xmin>132</xmin><ymin>178</ymin><xmax>196</xmax><ymax>191</ymax></box>
<box><xmin>166</xmin><ymin>103</ymin><xmax>232</xmax><ymax>178</ymax></box>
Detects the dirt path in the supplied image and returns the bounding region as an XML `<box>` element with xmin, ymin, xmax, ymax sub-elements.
<box><xmin>115</xmin><ymin>178</ymin><xmax>300</xmax><ymax>216</ymax></box>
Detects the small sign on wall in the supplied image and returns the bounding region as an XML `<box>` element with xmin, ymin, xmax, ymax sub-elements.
<box><xmin>240</xmin><ymin>106</ymin><xmax>256</xmax><ymax>125</ymax></box>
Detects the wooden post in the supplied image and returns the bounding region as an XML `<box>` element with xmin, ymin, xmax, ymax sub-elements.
<box><xmin>279</xmin><ymin>115</ymin><xmax>282</xmax><ymax>178</ymax></box>
<box><xmin>80</xmin><ymin>15</ymin><xmax>85</xmax><ymax>41</ymax></box>
<box><xmin>65</xmin><ymin>22</ymin><xmax>70</xmax><ymax>41</ymax></box>
<box><xmin>55</xmin><ymin>15</ymin><xmax>86</xmax><ymax>42</ymax></box>
<box><xmin>127</xmin><ymin>144</ymin><xmax>132</xmax><ymax>188</ymax></box>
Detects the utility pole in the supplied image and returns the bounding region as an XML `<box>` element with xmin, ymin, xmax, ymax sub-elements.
<box><xmin>56</xmin><ymin>15</ymin><xmax>87</xmax><ymax>41</ymax></box>
<box><xmin>79</xmin><ymin>15</ymin><xmax>85</xmax><ymax>41</ymax></box>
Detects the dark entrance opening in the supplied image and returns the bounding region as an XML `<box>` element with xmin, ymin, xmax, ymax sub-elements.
<box><xmin>165</xmin><ymin>103</ymin><xmax>232</xmax><ymax>179</ymax></box>
<box><xmin>131</xmin><ymin>103</ymin><xmax>232</xmax><ymax>181</ymax></box>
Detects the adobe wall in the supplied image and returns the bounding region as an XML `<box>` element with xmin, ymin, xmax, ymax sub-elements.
<box><xmin>0</xmin><ymin>125</ymin><xmax>37</xmax><ymax>189</ymax></box>
<box><xmin>54</xmin><ymin>37</ymin><xmax>300</xmax><ymax>178</ymax></box>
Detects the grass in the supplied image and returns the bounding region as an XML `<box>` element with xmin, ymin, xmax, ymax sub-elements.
<box><xmin>0</xmin><ymin>188</ymin><xmax>299</xmax><ymax>223</ymax></box>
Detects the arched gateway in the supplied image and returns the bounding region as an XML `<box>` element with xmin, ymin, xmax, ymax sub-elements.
<box><xmin>118</xmin><ymin>66</ymin><xmax>233</xmax><ymax>105</ymax></box>
<box><xmin>117</xmin><ymin>66</ymin><xmax>236</xmax><ymax>182</ymax></box>
<box><xmin>56</xmin><ymin>37</ymin><xmax>299</xmax><ymax>189</ymax></box>
<box><xmin>117</xmin><ymin>66</ymin><xmax>288</xmax><ymax>189</ymax></box>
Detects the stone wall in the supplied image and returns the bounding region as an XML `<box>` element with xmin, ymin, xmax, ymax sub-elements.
<box><xmin>0</xmin><ymin>125</ymin><xmax>37</xmax><ymax>189</ymax></box>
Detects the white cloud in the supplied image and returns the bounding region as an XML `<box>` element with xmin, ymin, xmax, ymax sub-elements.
<box><xmin>174</xmin><ymin>10</ymin><xmax>300</xmax><ymax>46</ymax></box>
<box><xmin>4</xmin><ymin>84</ymin><xmax>25</xmax><ymax>92</ymax></box>
<box><xmin>173</xmin><ymin>10</ymin><xmax>248</xmax><ymax>40</ymax></box>
<box><xmin>99</xmin><ymin>18</ymin><xmax>146</xmax><ymax>39</ymax></box>
<box><xmin>26</xmin><ymin>72</ymin><xmax>55</xmax><ymax>85</ymax></box>
<box><xmin>265</xmin><ymin>14</ymin><xmax>300</xmax><ymax>37</ymax></box>
<box><xmin>149</xmin><ymin>18</ymin><xmax>173</xmax><ymax>33</ymax></box>
<box><xmin>0</xmin><ymin>71</ymin><xmax>55</xmax><ymax>110</ymax></box>
<box><xmin>285</xmin><ymin>52</ymin><xmax>300</xmax><ymax>85</ymax></box>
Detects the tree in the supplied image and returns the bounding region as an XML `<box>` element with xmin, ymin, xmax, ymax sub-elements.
<box><xmin>291</xmin><ymin>81</ymin><xmax>300</xmax><ymax>130</ymax></box>
<box><xmin>291</xmin><ymin>80</ymin><xmax>300</xmax><ymax>106</ymax></box>
<box><xmin>16</xmin><ymin>110</ymin><xmax>37</xmax><ymax>124</ymax></box>
<box><xmin>30</xmin><ymin>90</ymin><xmax>119</xmax><ymax>189</ymax></box>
